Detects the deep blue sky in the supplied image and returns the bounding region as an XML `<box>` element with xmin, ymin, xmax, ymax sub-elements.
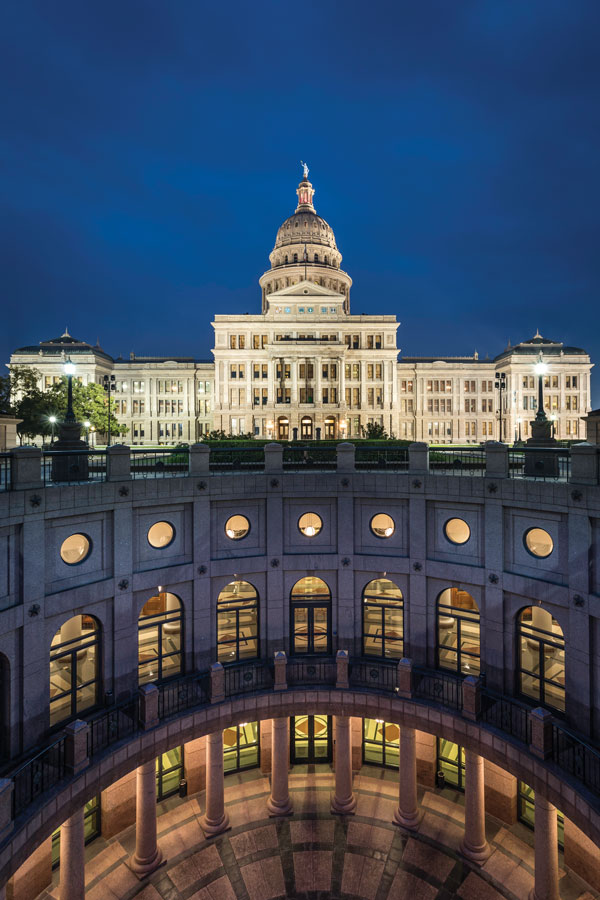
<box><xmin>2</xmin><ymin>2</ymin><xmax>599</xmax><ymax>397</ymax></box>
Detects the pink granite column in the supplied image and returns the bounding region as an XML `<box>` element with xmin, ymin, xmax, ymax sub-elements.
<box><xmin>393</xmin><ymin>726</ymin><xmax>420</xmax><ymax>829</ymax></box>
<box><xmin>60</xmin><ymin>806</ymin><xmax>85</xmax><ymax>900</ymax></box>
<box><xmin>460</xmin><ymin>750</ymin><xmax>491</xmax><ymax>863</ymax></box>
<box><xmin>267</xmin><ymin>717</ymin><xmax>293</xmax><ymax>816</ymax></box>
<box><xmin>331</xmin><ymin>716</ymin><xmax>356</xmax><ymax>814</ymax></box>
<box><xmin>129</xmin><ymin>760</ymin><xmax>163</xmax><ymax>875</ymax></box>
<box><xmin>200</xmin><ymin>730</ymin><xmax>230</xmax><ymax>836</ymax></box>
<box><xmin>529</xmin><ymin>794</ymin><xmax>560</xmax><ymax>900</ymax></box>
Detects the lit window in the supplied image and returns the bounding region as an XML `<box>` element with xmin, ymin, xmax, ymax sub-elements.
<box><xmin>524</xmin><ymin>527</ymin><xmax>553</xmax><ymax>558</ymax></box>
<box><xmin>60</xmin><ymin>534</ymin><xmax>91</xmax><ymax>565</ymax></box>
<box><xmin>147</xmin><ymin>521</ymin><xmax>175</xmax><ymax>549</ymax></box>
<box><xmin>437</xmin><ymin>588</ymin><xmax>480</xmax><ymax>675</ymax></box>
<box><xmin>444</xmin><ymin>518</ymin><xmax>471</xmax><ymax>545</ymax></box>
<box><xmin>217</xmin><ymin>581</ymin><xmax>259</xmax><ymax>663</ymax></box>
<box><xmin>363</xmin><ymin>579</ymin><xmax>403</xmax><ymax>659</ymax></box>
<box><xmin>517</xmin><ymin>607</ymin><xmax>565</xmax><ymax>712</ymax></box>
<box><xmin>138</xmin><ymin>592</ymin><xmax>182</xmax><ymax>684</ymax></box>
<box><xmin>225</xmin><ymin>515</ymin><xmax>250</xmax><ymax>540</ymax></box>
<box><xmin>370</xmin><ymin>513</ymin><xmax>395</xmax><ymax>538</ymax></box>
<box><xmin>298</xmin><ymin>512</ymin><xmax>322</xmax><ymax>537</ymax></box>
<box><xmin>50</xmin><ymin>616</ymin><xmax>100</xmax><ymax>726</ymax></box>
<box><xmin>223</xmin><ymin>722</ymin><xmax>260</xmax><ymax>773</ymax></box>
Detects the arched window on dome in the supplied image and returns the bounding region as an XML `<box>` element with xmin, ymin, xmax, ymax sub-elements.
<box><xmin>314</xmin><ymin>253</ymin><xmax>319</xmax><ymax>263</ymax></box>
<box><xmin>324</xmin><ymin>256</ymin><xmax>329</xmax><ymax>266</ymax></box>
<box><xmin>437</xmin><ymin>588</ymin><xmax>480</xmax><ymax>675</ymax></box>
<box><xmin>517</xmin><ymin>606</ymin><xmax>565</xmax><ymax>712</ymax></box>
<box><xmin>285</xmin><ymin>255</ymin><xmax>288</xmax><ymax>264</ymax></box>
<box><xmin>293</xmin><ymin>253</ymin><xmax>298</xmax><ymax>263</ymax></box>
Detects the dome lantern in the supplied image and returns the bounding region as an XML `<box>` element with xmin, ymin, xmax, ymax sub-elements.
<box><xmin>296</xmin><ymin>161</ymin><xmax>316</xmax><ymax>212</ymax></box>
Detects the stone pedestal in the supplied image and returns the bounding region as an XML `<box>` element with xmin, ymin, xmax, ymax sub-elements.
<box><xmin>200</xmin><ymin>731</ymin><xmax>230</xmax><ymax>836</ymax></box>
<box><xmin>267</xmin><ymin>717</ymin><xmax>293</xmax><ymax>816</ymax></box>
<box><xmin>529</xmin><ymin>795</ymin><xmax>560</xmax><ymax>900</ymax></box>
<box><xmin>459</xmin><ymin>751</ymin><xmax>491</xmax><ymax>864</ymax></box>
<box><xmin>331</xmin><ymin>716</ymin><xmax>356</xmax><ymax>814</ymax></box>
<box><xmin>129</xmin><ymin>761</ymin><xmax>163</xmax><ymax>876</ymax></box>
<box><xmin>393</xmin><ymin>727</ymin><xmax>420</xmax><ymax>829</ymax></box>
<box><xmin>60</xmin><ymin>807</ymin><xmax>85</xmax><ymax>900</ymax></box>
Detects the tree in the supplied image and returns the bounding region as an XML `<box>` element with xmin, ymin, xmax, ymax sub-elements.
<box><xmin>0</xmin><ymin>367</ymin><xmax>50</xmax><ymax>443</ymax></box>
<box><xmin>44</xmin><ymin>378</ymin><xmax>127</xmax><ymax>438</ymax></box>
<box><xmin>362</xmin><ymin>422</ymin><xmax>389</xmax><ymax>440</ymax></box>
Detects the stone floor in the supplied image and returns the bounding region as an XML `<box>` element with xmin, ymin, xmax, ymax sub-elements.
<box><xmin>40</xmin><ymin>767</ymin><xmax>598</xmax><ymax>900</ymax></box>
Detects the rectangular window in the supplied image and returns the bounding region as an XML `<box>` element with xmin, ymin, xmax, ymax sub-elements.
<box><xmin>156</xmin><ymin>747</ymin><xmax>184</xmax><ymax>801</ymax></box>
<box><xmin>223</xmin><ymin>722</ymin><xmax>260</xmax><ymax>773</ymax></box>
<box><xmin>437</xmin><ymin>738</ymin><xmax>465</xmax><ymax>791</ymax></box>
<box><xmin>133</xmin><ymin>380</ymin><xmax>144</xmax><ymax>393</ymax></box>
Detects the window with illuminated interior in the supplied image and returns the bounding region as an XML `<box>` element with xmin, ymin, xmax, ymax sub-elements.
<box><xmin>217</xmin><ymin>581</ymin><xmax>259</xmax><ymax>664</ymax></box>
<box><xmin>437</xmin><ymin>588</ymin><xmax>480</xmax><ymax>675</ymax></box>
<box><xmin>290</xmin><ymin>577</ymin><xmax>331</xmax><ymax>655</ymax></box>
<box><xmin>138</xmin><ymin>592</ymin><xmax>182</xmax><ymax>685</ymax></box>
<box><xmin>362</xmin><ymin>579</ymin><xmax>403</xmax><ymax>659</ymax></box>
<box><xmin>517</xmin><ymin>606</ymin><xmax>565</xmax><ymax>712</ymax></box>
<box><xmin>362</xmin><ymin>718</ymin><xmax>399</xmax><ymax>768</ymax></box>
<box><xmin>223</xmin><ymin>722</ymin><xmax>260</xmax><ymax>773</ymax></box>
<box><xmin>49</xmin><ymin>615</ymin><xmax>100</xmax><ymax>727</ymax></box>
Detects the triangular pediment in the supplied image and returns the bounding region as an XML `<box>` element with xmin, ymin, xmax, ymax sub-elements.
<box><xmin>267</xmin><ymin>279</ymin><xmax>343</xmax><ymax>299</ymax></box>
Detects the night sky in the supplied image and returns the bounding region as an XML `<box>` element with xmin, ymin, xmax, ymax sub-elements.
<box><xmin>2</xmin><ymin>2</ymin><xmax>599</xmax><ymax>397</ymax></box>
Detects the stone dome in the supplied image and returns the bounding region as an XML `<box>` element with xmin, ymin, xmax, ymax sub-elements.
<box><xmin>268</xmin><ymin>171</ymin><xmax>343</xmax><ymax>270</ymax></box>
<box><xmin>274</xmin><ymin>209</ymin><xmax>338</xmax><ymax>252</ymax></box>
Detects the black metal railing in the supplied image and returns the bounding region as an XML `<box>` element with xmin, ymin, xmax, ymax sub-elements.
<box><xmin>428</xmin><ymin>448</ymin><xmax>487</xmax><ymax>476</ymax></box>
<box><xmin>480</xmin><ymin>690</ymin><xmax>531</xmax><ymax>744</ymax></box>
<box><xmin>413</xmin><ymin>667</ymin><xmax>463</xmax><ymax>709</ymax></box>
<box><xmin>282</xmin><ymin>445</ymin><xmax>337</xmax><ymax>470</ymax></box>
<box><xmin>354</xmin><ymin>445</ymin><xmax>409</xmax><ymax>471</ymax></box>
<box><xmin>130</xmin><ymin>448</ymin><xmax>189</xmax><ymax>478</ymax></box>
<box><xmin>0</xmin><ymin>453</ymin><xmax>11</xmax><ymax>492</ymax></box>
<box><xmin>42</xmin><ymin>450</ymin><xmax>107</xmax><ymax>486</ymax></box>
<box><xmin>287</xmin><ymin>657</ymin><xmax>337</xmax><ymax>686</ymax></box>
<box><xmin>508</xmin><ymin>447</ymin><xmax>571</xmax><ymax>482</ymax></box>
<box><xmin>551</xmin><ymin>723</ymin><xmax>600</xmax><ymax>797</ymax></box>
<box><xmin>224</xmin><ymin>660</ymin><xmax>274</xmax><ymax>697</ymax></box>
<box><xmin>157</xmin><ymin>672</ymin><xmax>210</xmax><ymax>719</ymax></box>
<box><xmin>87</xmin><ymin>696</ymin><xmax>139</xmax><ymax>757</ymax></box>
<box><xmin>208</xmin><ymin>447</ymin><xmax>265</xmax><ymax>473</ymax></box>
<box><xmin>12</xmin><ymin>735</ymin><xmax>67</xmax><ymax>818</ymax></box>
<box><xmin>349</xmin><ymin>658</ymin><xmax>398</xmax><ymax>693</ymax></box>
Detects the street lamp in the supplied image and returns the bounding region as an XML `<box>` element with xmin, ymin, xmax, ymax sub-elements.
<box><xmin>533</xmin><ymin>352</ymin><xmax>549</xmax><ymax>423</ymax></box>
<box><xmin>494</xmin><ymin>371</ymin><xmax>507</xmax><ymax>441</ymax></box>
<box><xmin>517</xmin><ymin>417</ymin><xmax>522</xmax><ymax>443</ymax></box>
<box><xmin>83</xmin><ymin>420</ymin><xmax>91</xmax><ymax>445</ymax></box>
<box><xmin>48</xmin><ymin>415</ymin><xmax>57</xmax><ymax>444</ymax></box>
<box><xmin>63</xmin><ymin>358</ymin><xmax>77</xmax><ymax>423</ymax></box>
<box><xmin>103</xmin><ymin>375</ymin><xmax>117</xmax><ymax>447</ymax></box>
<box><xmin>90</xmin><ymin>425</ymin><xmax>96</xmax><ymax>447</ymax></box>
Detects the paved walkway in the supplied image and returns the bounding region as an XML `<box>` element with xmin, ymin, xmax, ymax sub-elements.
<box><xmin>40</xmin><ymin>768</ymin><xmax>597</xmax><ymax>900</ymax></box>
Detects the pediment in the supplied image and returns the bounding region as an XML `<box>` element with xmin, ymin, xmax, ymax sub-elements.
<box><xmin>268</xmin><ymin>279</ymin><xmax>343</xmax><ymax>299</ymax></box>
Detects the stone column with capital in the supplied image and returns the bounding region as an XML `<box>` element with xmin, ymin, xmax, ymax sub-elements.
<box><xmin>129</xmin><ymin>760</ymin><xmax>163</xmax><ymax>876</ymax></box>
<box><xmin>529</xmin><ymin>794</ymin><xmax>560</xmax><ymax>900</ymax></box>
<box><xmin>459</xmin><ymin>750</ymin><xmax>491</xmax><ymax>864</ymax></box>
<box><xmin>331</xmin><ymin>716</ymin><xmax>356</xmax><ymax>814</ymax></box>
<box><xmin>393</xmin><ymin>726</ymin><xmax>420</xmax><ymax>829</ymax></box>
<box><xmin>200</xmin><ymin>730</ymin><xmax>231</xmax><ymax>836</ymax></box>
<box><xmin>60</xmin><ymin>807</ymin><xmax>85</xmax><ymax>900</ymax></box>
<box><xmin>267</xmin><ymin>717</ymin><xmax>293</xmax><ymax>816</ymax></box>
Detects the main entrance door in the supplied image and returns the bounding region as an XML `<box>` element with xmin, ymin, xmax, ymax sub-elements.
<box><xmin>277</xmin><ymin>417</ymin><xmax>289</xmax><ymax>440</ymax></box>
<box><xmin>324</xmin><ymin>416</ymin><xmax>336</xmax><ymax>438</ymax></box>
<box><xmin>290</xmin><ymin>715</ymin><xmax>332</xmax><ymax>763</ymax></box>
<box><xmin>301</xmin><ymin>417</ymin><xmax>313</xmax><ymax>439</ymax></box>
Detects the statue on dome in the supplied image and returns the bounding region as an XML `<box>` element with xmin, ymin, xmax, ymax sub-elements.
<box><xmin>301</xmin><ymin>160</ymin><xmax>309</xmax><ymax>179</ymax></box>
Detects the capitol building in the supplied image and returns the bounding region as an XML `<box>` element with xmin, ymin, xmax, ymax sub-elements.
<box><xmin>9</xmin><ymin>169</ymin><xmax>592</xmax><ymax>444</ymax></box>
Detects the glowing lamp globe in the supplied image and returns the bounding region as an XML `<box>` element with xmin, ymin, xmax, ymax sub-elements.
<box><xmin>63</xmin><ymin>361</ymin><xmax>76</xmax><ymax>376</ymax></box>
<box><xmin>534</xmin><ymin>360</ymin><xmax>548</xmax><ymax>376</ymax></box>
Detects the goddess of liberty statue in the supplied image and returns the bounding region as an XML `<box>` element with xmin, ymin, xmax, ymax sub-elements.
<box><xmin>301</xmin><ymin>160</ymin><xmax>309</xmax><ymax>179</ymax></box>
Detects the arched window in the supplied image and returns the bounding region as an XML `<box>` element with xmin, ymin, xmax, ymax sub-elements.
<box><xmin>324</xmin><ymin>256</ymin><xmax>329</xmax><ymax>266</ymax></box>
<box><xmin>290</xmin><ymin>577</ymin><xmax>331</xmax><ymax>655</ymax></box>
<box><xmin>293</xmin><ymin>253</ymin><xmax>298</xmax><ymax>263</ymax></box>
<box><xmin>517</xmin><ymin>607</ymin><xmax>565</xmax><ymax>712</ymax></box>
<box><xmin>50</xmin><ymin>616</ymin><xmax>101</xmax><ymax>727</ymax></box>
<box><xmin>362</xmin><ymin>579</ymin><xmax>403</xmax><ymax>659</ymax></box>
<box><xmin>138</xmin><ymin>592</ymin><xmax>182</xmax><ymax>685</ymax></box>
<box><xmin>437</xmin><ymin>588</ymin><xmax>480</xmax><ymax>675</ymax></box>
<box><xmin>217</xmin><ymin>581</ymin><xmax>259</xmax><ymax>664</ymax></box>
<box><xmin>314</xmin><ymin>253</ymin><xmax>319</xmax><ymax>262</ymax></box>
<box><xmin>284</xmin><ymin>255</ymin><xmax>288</xmax><ymax>264</ymax></box>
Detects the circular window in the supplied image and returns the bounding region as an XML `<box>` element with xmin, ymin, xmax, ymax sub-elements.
<box><xmin>444</xmin><ymin>518</ymin><xmax>471</xmax><ymax>545</ymax></box>
<box><xmin>60</xmin><ymin>533</ymin><xmax>91</xmax><ymax>565</ymax></box>
<box><xmin>147</xmin><ymin>521</ymin><xmax>175</xmax><ymax>549</ymax></box>
<box><xmin>370</xmin><ymin>513</ymin><xmax>395</xmax><ymax>539</ymax></box>
<box><xmin>524</xmin><ymin>527</ymin><xmax>554</xmax><ymax>558</ymax></box>
<box><xmin>225</xmin><ymin>515</ymin><xmax>250</xmax><ymax>540</ymax></box>
<box><xmin>298</xmin><ymin>512</ymin><xmax>322</xmax><ymax>537</ymax></box>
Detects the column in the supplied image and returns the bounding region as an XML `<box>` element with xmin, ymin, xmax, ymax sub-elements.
<box><xmin>267</xmin><ymin>717</ymin><xmax>293</xmax><ymax>816</ymax></box>
<box><xmin>331</xmin><ymin>716</ymin><xmax>356</xmax><ymax>814</ymax></box>
<box><xmin>459</xmin><ymin>750</ymin><xmax>491</xmax><ymax>863</ymax></box>
<box><xmin>393</xmin><ymin>726</ymin><xmax>420</xmax><ymax>829</ymax></box>
<box><xmin>129</xmin><ymin>760</ymin><xmax>163</xmax><ymax>876</ymax></box>
<box><xmin>529</xmin><ymin>795</ymin><xmax>560</xmax><ymax>900</ymax></box>
<box><xmin>60</xmin><ymin>807</ymin><xmax>85</xmax><ymax>900</ymax></box>
<box><xmin>200</xmin><ymin>730</ymin><xmax>230</xmax><ymax>836</ymax></box>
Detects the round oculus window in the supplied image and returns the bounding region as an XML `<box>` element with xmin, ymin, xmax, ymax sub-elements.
<box><xmin>370</xmin><ymin>513</ymin><xmax>395</xmax><ymax>539</ymax></box>
<box><xmin>444</xmin><ymin>518</ymin><xmax>471</xmax><ymax>545</ymax></box>
<box><xmin>524</xmin><ymin>527</ymin><xmax>553</xmax><ymax>558</ymax></box>
<box><xmin>298</xmin><ymin>512</ymin><xmax>322</xmax><ymax>537</ymax></box>
<box><xmin>60</xmin><ymin>533</ymin><xmax>91</xmax><ymax>565</ymax></box>
<box><xmin>225</xmin><ymin>515</ymin><xmax>250</xmax><ymax>540</ymax></box>
<box><xmin>147</xmin><ymin>521</ymin><xmax>175</xmax><ymax>549</ymax></box>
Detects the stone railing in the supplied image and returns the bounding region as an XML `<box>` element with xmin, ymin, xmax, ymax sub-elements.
<box><xmin>2</xmin><ymin>655</ymin><xmax>599</xmax><ymax>834</ymax></box>
<box><xmin>1</xmin><ymin>440</ymin><xmax>598</xmax><ymax>490</ymax></box>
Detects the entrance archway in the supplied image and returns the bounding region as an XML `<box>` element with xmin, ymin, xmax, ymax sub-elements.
<box><xmin>301</xmin><ymin>416</ymin><xmax>313</xmax><ymax>439</ymax></box>
<box><xmin>277</xmin><ymin>417</ymin><xmax>289</xmax><ymax>440</ymax></box>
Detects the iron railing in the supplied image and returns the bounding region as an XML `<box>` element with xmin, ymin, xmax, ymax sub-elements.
<box><xmin>208</xmin><ymin>447</ymin><xmax>265</xmax><ymax>473</ymax></box>
<box><xmin>479</xmin><ymin>690</ymin><xmax>531</xmax><ymax>744</ymax></box>
<box><xmin>42</xmin><ymin>450</ymin><xmax>107</xmax><ymax>486</ymax></box>
<box><xmin>349</xmin><ymin>658</ymin><xmax>398</xmax><ymax>693</ymax></box>
<box><xmin>428</xmin><ymin>448</ymin><xmax>487</xmax><ymax>476</ymax></box>
<box><xmin>287</xmin><ymin>657</ymin><xmax>337</xmax><ymax>687</ymax></box>
<box><xmin>130</xmin><ymin>448</ymin><xmax>189</xmax><ymax>478</ymax></box>
<box><xmin>12</xmin><ymin>735</ymin><xmax>67</xmax><ymax>818</ymax></box>
<box><xmin>413</xmin><ymin>666</ymin><xmax>463</xmax><ymax>709</ymax></box>
<box><xmin>354</xmin><ymin>445</ymin><xmax>409</xmax><ymax>471</ymax></box>
<box><xmin>87</xmin><ymin>697</ymin><xmax>139</xmax><ymax>757</ymax></box>
<box><xmin>224</xmin><ymin>660</ymin><xmax>274</xmax><ymax>697</ymax></box>
<box><xmin>158</xmin><ymin>672</ymin><xmax>210</xmax><ymax>718</ymax></box>
<box><xmin>551</xmin><ymin>723</ymin><xmax>600</xmax><ymax>797</ymax></box>
<box><xmin>0</xmin><ymin>453</ymin><xmax>11</xmax><ymax>492</ymax></box>
<box><xmin>282</xmin><ymin>445</ymin><xmax>337</xmax><ymax>470</ymax></box>
<box><xmin>508</xmin><ymin>447</ymin><xmax>571</xmax><ymax>482</ymax></box>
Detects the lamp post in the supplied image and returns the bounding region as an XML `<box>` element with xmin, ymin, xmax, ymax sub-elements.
<box><xmin>90</xmin><ymin>425</ymin><xmax>96</xmax><ymax>447</ymax></box>
<box><xmin>533</xmin><ymin>352</ymin><xmax>548</xmax><ymax>424</ymax></box>
<box><xmin>48</xmin><ymin>415</ymin><xmax>57</xmax><ymax>444</ymax></box>
<box><xmin>103</xmin><ymin>375</ymin><xmax>117</xmax><ymax>447</ymax></box>
<box><xmin>51</xmin><ymin>357</ymin><xmax>88</xmax><ymax>482</ymax></box>
<box><xmin>63</xmin><ymin>358</ymin><xmax>77</xmax><ymax>423</ymax></box>
<box><xmin>494</xmin><ymin>371</ymin><xmax>507</xmax><ymax>442</ymax></box>
<box><xmin>525</xmin><ymin>350</ymin><xmax>557</xmax><ymax>475</ymax></box>
<box><xmin>517</xmin><ymin>417</ymin><xmax>522</xmax><ymax>443</ymax></box>
<box><xmin>83</xmin><ymin>420</ymin><xmax>91</xmax><ymax>445</ymax></box>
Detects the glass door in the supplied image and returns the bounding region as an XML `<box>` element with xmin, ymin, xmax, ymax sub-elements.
<box><xmin>292</xmin><ymin>606</ymin><xmax>330</xmax><ymax>655</ymax></box>
<box><xmin>291</xmin><ymin>715</ymin><xmax>332</xmax><ymax>763</ymax></box>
